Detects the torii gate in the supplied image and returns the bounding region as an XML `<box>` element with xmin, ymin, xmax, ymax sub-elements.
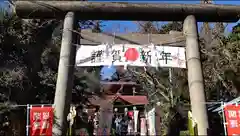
<box><xmin>15</xmin><ymin>1</ymin><xmax>240</xmax><ymax>135</ymax></box>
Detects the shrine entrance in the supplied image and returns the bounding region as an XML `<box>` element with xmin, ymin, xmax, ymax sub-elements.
<box><xmin>86</xmin><ymin>81</ymin><xmax>148</xmax><ymax>135</ymax></box>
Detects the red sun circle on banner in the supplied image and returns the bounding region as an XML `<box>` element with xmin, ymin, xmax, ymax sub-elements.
<box><xmin>124</xmin><ymin>48</ymin><xmax>139</xmax><ymax>61</ymax></box>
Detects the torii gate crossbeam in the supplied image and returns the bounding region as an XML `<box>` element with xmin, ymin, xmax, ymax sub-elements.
<box><xmin>14</xmin><ymin>1</ymin><xmax>240</xmax><ymax>136</ymax></box>
<box><xmin>15</xmin><ymin>1</ymin><xmax>240</xmax><ymax>22</ymax></box>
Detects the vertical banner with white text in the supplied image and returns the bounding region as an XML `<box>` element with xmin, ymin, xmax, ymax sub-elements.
<box><xmin>29</xmin><ymin>106</ymin><xmax>54</xmax><ymax>136</ymax></box>
<box><xmin>224</xmin><ymin>104</ymin><xmax>240</xmax><ymax>135</ymax></box>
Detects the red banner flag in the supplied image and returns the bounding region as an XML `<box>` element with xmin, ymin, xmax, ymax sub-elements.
<box><xmin>224</xmin><ymin>104</ymin><xmax>240</xmax><ymax>135</ymax></box>
<box><xmin>29</xmin><ymin>106</ymin><xmax>54</xmax><ymax>136</ymax></box>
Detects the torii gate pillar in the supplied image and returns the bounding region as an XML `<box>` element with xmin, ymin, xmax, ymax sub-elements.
<box><xmin>183</xmin><ymin>15</ymin><xmax>209</xmax><ymax>135</ymax></box>
<box><xmin>53</xmin><ymin>12</ymin><xmax>77</xmax><ymax>135</ymax></box>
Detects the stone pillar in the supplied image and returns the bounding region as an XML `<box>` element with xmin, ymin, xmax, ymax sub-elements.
<box><xmin>183</xmin><ymin>15</ymin><xmax>209</xmax><ymax>135</ymax></box>
<box><xmin>53</xmin><ymin>12</ymin><xmax>77</xmax><ymax>135</ymax></box>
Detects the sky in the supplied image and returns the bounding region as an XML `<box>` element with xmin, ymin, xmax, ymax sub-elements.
<box><xmin>89</xmin><ymin>0</ymin><xmax>240</xmax><ymax>34</ymax></box>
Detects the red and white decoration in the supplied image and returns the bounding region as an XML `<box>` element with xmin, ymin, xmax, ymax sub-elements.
<box><xmin>140</xmin><ymin>118</ymin><xmax>147</xmax><ymax>136</ymax></box>
<box><xmin>75</xmin><ymin>44</ymin><xmax>186</xmax><ymax>68</ymax></box>
<box><xmin>224</xmin><ymin>104</ymin><xmax>240</xmax><ymax>135</ymax></box>
<box><xmin>29</xmin><ymin>106</ymin><xmax>54</xmax><ymax>136</ymax></box>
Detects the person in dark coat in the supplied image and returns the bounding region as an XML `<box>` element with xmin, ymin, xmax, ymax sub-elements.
<box><xmin>121</xmin><ymin>115</ymin><xmax>129</xmax><ymax>136</ymax></box>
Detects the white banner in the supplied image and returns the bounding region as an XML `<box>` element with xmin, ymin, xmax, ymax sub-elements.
<box><xmin>140</xmin><ymin>118</ymin><xmax>147</xmax><ymax>136</ymax></box>
<box><xmin>134</xmin><ymin>110</ymin><xmax>139</xmax><ymax>133</ymax></box>
<box><xmin>75</xmin><ymin>44</ymin><xmax>186</xmax><ymax>68</ymax></box>
<box><xmin>147</xmin><ymin>108</ymin><xmax>156</xmax><ymax>136</ymax></box>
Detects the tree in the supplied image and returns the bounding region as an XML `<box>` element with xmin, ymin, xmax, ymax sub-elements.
<box><xmin>198</xmin><ymin>21</ymin><xmax>240</xmax><ymax>135</ymax></box>
<box><xmin>134</xmin><ymin>20</ymin><xmax>239</xmax><ymax>135</ymax></box>
<box><xmin>129</xmin><ymin>66</ymin><xmax>188</xmax><ymax>135</ymax></box>
<box><xmin>199</xmin><ymin>21</ymin><xmax>240</xmax><ymax>102</ymax></box>
<box><xmin>130</xmin><ymin>21</ymin><xmax>187</xmax><ymax>135</ymax></box>
<box><xmin>0</xmin><ymin>3</ymin><xmax>102</xmax><ymax>135</ymax></box>
<box><xmin>137</xmin><ymin>21</ymin><xmax>183</xmax><ymax>34</ymax></box>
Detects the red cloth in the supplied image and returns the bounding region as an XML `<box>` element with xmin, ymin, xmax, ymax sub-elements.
<box><xmin>128</xmin><ymin>111</ymin><xmax>134</xmax><ymax>119</ymax></box>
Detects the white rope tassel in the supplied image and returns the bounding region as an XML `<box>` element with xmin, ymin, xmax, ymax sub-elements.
<box><xmin>151</xmin><ymin>43</ymin><xmax>158</xmax><ymax>70</ymax></box>
<box><xmin>124</xmin><ymin>64</ymin><xmax>127</xmax><ymax>70</ymax></box>
<box><xmin>122</xmin><ymin>44</ymin><xmax>128</xmax><ymax>70</ymax></box>
<box><xmin>105</xmin><ymin>43</ymin><xmax>112</xmax><ymax>68</ymax></box>
<box><xmin>177</xmin><ymin>47</ymin><xmax>180</xmax><ymax>68</ymax></box>
<box><xmin>109</xmin><ymin>44</ymin><xmax>113</xmax><ymax>68</ymax></box>
<box><xmin>144</xmin><ymin>67</ymin><xmax>147</xmax><ymax>72</ymax></box>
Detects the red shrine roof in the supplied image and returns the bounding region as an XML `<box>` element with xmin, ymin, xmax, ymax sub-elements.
<box><xmin>100</xmin><ymin>81</ymin><xmax>141</xmax><ymax>95</ymax></box>
<box><xmin>89</xmin><ymin>94</ymin><xmax>148</xmax><ymax>106</ymax></box>
<box><xmin>108</xmin><ymin>95</ymin><xmax>148</xmax><ymax>105</ymax></box>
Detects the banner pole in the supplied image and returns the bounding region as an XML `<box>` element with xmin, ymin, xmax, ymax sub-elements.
<box><xmin>26</xmin><ymin>104</ymin><xmax>30</xmax><ymax>136</ymax></box>
<box><xmin>69</xmin><ymin>122</ymin><xmax>72</xmax><ymax>136</ymax></box>
<box><xmin>221</xmin><ymin>101</ymin><xmax>227</xmax><ymax>136</ymax></box>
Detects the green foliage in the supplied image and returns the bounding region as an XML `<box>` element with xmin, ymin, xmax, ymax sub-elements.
<box><xmin>159</xmin><ymin>22</ymin><xmax>183</xmax><ymax>34</ymax></box>
<box><xmin>0</xmin><ymin>5</ymin><xmax>102</xmax><ymax>135</ymax></box>
<box><xmin>229</xmin><ymin>23</ymin><xmax>240</xmax><ymax>42</ymax></box>
<box><xmin>0</xmin><ymin>5</ymin><xmax>102</xmax><ymax>104</ymax></box>
<box><xmin>135</xmin><ymin>20</ymin><xmax>240</xmax><ymax>135</ymax></box>
<box><xmin>200</xmin><ymin>22</ymin><xmax>240</xmax><ymax>101</ymax></box>
<box><xmin>138</xmin><ymin>21</ymin><xmax>183</xmax><ymax>34</ymax></box>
